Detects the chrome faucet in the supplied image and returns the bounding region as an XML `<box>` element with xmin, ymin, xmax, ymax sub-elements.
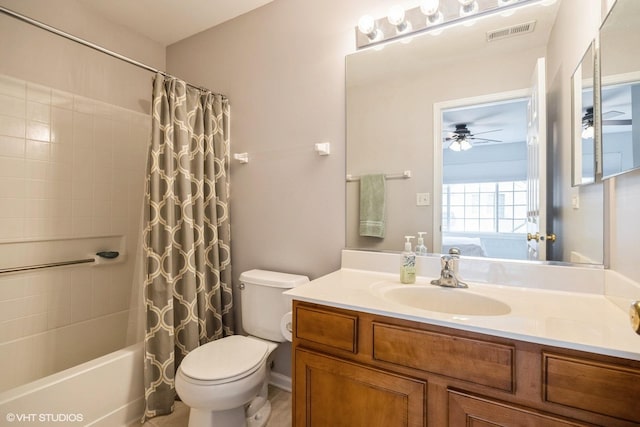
<box><xmin>431</xmin><ymin>247</ymin><xmax>468</xmax><ymax>288</ymax></box>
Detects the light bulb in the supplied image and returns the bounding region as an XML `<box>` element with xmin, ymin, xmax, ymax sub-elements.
<box><xmin>449</xmin><ymin>141</ymin><xmax>462</xmax><ymax>151</ymax></box>
<box><xmin>358</xmin><ymin>15</ymin><xmax>376</xmax><ymax>36</ymax></box>
<box><xmin>582</xmin><ymin>125</ymin><xmax>594</xmax><ymax>139</ymax></box>
<box><xmin>420</xmin><ymin>0</ymin><xmax>440</xmax><ymax>16</ymax></box>
<box><xmin>387</xmin><ymin>5</ymin><xmax>405</xmax><ymax>26</ymax></box>
<box><xmin>388</xmin><ymin>5</ymin><xmax>410</xmax><ymax>34</ymax></box>
<box><xmin>358</xmin><ymin>15</ymin><xmax>383</xmax><ymax>41</ymax></box>
<box><xmin>460</xmin><ymin>139</ymin><xmax>473</xmax><ymax>151</ymax></box>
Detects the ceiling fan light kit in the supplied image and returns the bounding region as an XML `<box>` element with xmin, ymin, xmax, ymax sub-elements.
<box><xmin>445</xmin><ymin>123</ymin><xmax>503</xmax><ymax>151</ymax></box>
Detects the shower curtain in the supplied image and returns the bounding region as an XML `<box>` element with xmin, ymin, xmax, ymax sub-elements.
<box><xmin>143</xmin><ymin>73</ymin><xmax>234</xmax><ymax>420</ymax></box>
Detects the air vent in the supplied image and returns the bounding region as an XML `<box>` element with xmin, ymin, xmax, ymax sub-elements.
<box><xmin>486</xmin><ymin>20</ymin><xmax>536</xmax><ymax>42</ymax></box>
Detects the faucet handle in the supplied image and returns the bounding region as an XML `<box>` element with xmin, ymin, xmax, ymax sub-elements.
<box><xmin>448</xmin><ymin>247</ymin><xmax>461</xmax><ymax>257</ymax></box>
<box><xmin>440</xmin><ymin>254</ymin><xmax>450</xmax><ymax>267</ymax></box>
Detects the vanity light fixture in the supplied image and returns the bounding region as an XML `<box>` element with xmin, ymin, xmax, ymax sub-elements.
<box><xmin>355</xmin><ymin>0</ymin><xmax>550</xmax><ymax>50</ymax></box>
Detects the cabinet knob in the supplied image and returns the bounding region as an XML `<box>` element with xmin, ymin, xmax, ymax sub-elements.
<box><xmin>630</xmin><ymin>301</ymin><xmax>640</xmax><ymax>335</ymax></box>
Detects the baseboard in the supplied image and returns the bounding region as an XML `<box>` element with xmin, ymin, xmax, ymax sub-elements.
<box><xmin>269</xmin><ymin>372</ymin><xmax>291</xmax><ymax>392</ymax></box>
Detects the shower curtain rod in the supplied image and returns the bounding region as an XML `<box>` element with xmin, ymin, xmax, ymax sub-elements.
<box><xmin>0</xmin><ymin>5</ymin><xmax>221</xmax><ymax>96</ymax></box>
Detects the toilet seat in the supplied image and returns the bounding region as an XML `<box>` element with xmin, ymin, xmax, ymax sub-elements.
<box><xmin>179</xmin><ymin>335</ymin><xmax>270</xmax><ymax>385</ymax></box>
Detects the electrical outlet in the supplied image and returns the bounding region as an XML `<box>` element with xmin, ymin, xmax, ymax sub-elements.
<box><xmin>416</xmin><ymin>192</ymin><xmax>430</xmax><ymax>206</ymax></box>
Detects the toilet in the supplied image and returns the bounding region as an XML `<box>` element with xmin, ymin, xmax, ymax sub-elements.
<box><xmin>175</xmin><ymin>269</ymin><xmax>309</xmax><ymax>427</ymax></box>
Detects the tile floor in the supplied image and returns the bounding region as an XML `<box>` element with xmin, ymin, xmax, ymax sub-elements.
<box><xmin>141</xmin><ymin>386</ymin><xmax>291</xmax><ymax>427</ymax></box>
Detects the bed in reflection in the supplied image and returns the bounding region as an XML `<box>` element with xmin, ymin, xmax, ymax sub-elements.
<box><xmin>442</xmin><ymin>235</ymin><xmax>487</xmax><ymax>257</ymax></box>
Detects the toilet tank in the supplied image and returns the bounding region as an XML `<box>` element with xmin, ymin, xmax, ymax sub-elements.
<box><xmin>239</xmin><ymin>269</ymin><xmax>309</xmax><ymax>342</ymax></box>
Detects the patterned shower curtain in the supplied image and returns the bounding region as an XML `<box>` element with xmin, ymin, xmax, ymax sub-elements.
<box><xmin>142</xmin><ymin>73</ymin><xmax>234</xmax><ymax>420</ymax></box>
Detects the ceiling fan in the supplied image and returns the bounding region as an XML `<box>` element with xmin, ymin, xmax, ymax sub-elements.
<box><xmin>581</xmin><ymin>107</ymin><xmax>632</xmax><ymax>139</ymax></box>
<box><xmin>444</xmin><ymin>124</ymin><xmax>502</xmax><ymax>151</ymax></box>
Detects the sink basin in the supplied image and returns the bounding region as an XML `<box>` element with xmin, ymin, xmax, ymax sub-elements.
<box><xmin>372</xmin><ymin>282</ymin><xmax>511</xmax><ymax>316</ymax></box>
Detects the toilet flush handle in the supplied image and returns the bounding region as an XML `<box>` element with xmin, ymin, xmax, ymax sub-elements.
<box><xmin>239</xmin><ymin>283</ymin><xmax>245</xmax><ymax>290</ymax></box>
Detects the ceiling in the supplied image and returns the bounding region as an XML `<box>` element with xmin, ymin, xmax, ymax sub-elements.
<box><xmin>79</xmin><ymin>0</ymin><xmax>274</xmax><ymax>46</ymax></box>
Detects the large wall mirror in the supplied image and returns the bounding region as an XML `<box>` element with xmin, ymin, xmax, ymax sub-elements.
<box><xmin>599</xmin><ymin>0</ymin><xmax>640</xmax><ymax>179</ymax></box>
<box><xmin>346</xmin><ymin>0</ymin><xmax>604</xmax><ymax>265</ymax></box>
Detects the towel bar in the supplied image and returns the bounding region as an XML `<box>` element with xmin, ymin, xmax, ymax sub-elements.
<box><xmin>346</xmin><ymin>170</ymin><xmax>411</xmax><ymax>182</ymax></box>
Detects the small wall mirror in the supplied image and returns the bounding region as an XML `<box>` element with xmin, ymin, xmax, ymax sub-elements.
<box><xmin>600</xmin><ymin>0</ymin><xmax>640</xmax><ymax>179</ymax></box>
<box><xmin>571</xmin><ymin>41</ymin><xmax>596</xmax><ymax>186</ymax></box>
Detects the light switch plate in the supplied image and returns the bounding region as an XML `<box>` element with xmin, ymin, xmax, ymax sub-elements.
<box><xmin>416</xmin><ymin>193</ymin><xmax>430</xmax><ymax>206</ymax></box>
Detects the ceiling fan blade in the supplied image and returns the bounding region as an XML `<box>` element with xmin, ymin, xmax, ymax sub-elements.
<box><xmin>602</xmin><ymin>119</ymin><xmax>632</xmax><ymax>126</ymax></box>
<box><xmin>470</xmin><ymin>137</ymin><xmax>502</xmax><ymax>143</ymax></box>
<box><xmin>469</xmin><ymin>128</ymin><xmax>503</xmax><ymax>136</ymax></box>
<box><xmin>602</xmin><ymin>110</ymin><xmax>624</xmax><ymax>119</ymax></box>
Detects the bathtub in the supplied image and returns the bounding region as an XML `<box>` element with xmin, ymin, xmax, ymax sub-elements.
<box><xmin>0</xmin><ymin>342</ymin><xmax>144</xmax><ymax>426</ymax></box>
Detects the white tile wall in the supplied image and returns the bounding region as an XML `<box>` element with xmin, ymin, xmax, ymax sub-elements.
<box><xmin>0</xmin><ymin>74</ymin><xmax>149</xmax><ymax>391</ymax></box>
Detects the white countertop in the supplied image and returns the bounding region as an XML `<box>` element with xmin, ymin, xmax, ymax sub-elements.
<box><xmin>285</xmin><ymin>267</ymin><xmax>640</xmax><ymax>361</ymax></box>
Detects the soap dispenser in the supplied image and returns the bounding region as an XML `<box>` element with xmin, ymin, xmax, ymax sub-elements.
<box><xmin>400</xmin><ymin>236</ymin><xmax>416</xmax><ymax>284</ymax></box>
<box><xmin>415</xmin><ymin>232</ymin><xmax>428</xmax><ymax>256</ymax></box>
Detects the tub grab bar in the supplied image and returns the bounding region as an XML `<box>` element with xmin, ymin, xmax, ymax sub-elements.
<box><xmin>0</xmin><ymin>251</ymin><xmax>120</xmax><ymax>274</ymax></box>
<box><xmin>0</xmin><ymin>258</ymin><xmax>96</xmax><ymax>274</ymax></box>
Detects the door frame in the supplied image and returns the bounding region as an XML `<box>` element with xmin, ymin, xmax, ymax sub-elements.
<box><xmin>432</xmin><ymin>88</ymin><xmax>531</xmax><ymax>254</ymax></box>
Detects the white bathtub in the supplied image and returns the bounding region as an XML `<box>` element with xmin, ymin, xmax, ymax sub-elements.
<box><xmin>0</xmin><ymin>342</ymin><xmax>144</xmax><ymax>426</ymax></box>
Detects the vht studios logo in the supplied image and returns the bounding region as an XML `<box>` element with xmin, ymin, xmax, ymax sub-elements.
<box><xmin>5</xmin><ymin>412</ymin><xmax>84</xmax><ymax>423</ymax></box>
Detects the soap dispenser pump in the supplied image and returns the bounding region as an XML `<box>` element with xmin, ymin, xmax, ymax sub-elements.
<box><xmin>415</xmin><ymin>232</ymin><xmax>428</xmax><ymax>256</ymax></box>
<box><xmin>400</xmin><ymin>236</ymin><xmax>416</xmax><ymax>284</ymax></box>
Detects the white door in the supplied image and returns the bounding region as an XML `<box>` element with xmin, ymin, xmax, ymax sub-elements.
<box><xmin>526</xmin><ymin>57</ymin><xmax>550</xmax><ymax>261</ymax></box>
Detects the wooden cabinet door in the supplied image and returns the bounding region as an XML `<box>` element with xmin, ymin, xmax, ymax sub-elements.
<box><xmin>294</xmin><ymin>349</ymin><xmax>426</xmax><ymax>427</ymax></box>
<box><xmin>448</xmin><ymin>390</ymin><xmax>593</xmax><ymax>427</ymax></box>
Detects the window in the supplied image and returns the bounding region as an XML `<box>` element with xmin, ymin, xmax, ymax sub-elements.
<box><xmin>442</xmin><ymin>181</ymin><xmax>527</xmax><ymax>233</ymax></box>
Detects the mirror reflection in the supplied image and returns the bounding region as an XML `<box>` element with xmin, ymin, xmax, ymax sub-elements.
<box><xmin>600</xmin><ymin>0</ymin><xmax>640</xmax><ymax>179</ymax></box>
<box><xmin>346</xmin><ymin>0</ymin><xmax>604</xmax><ymax>265</ymax></box>
<box><xmin>441</xmin><ymin>98</ymin><xmax>529</xmax><ymax>260</ymax></box>
<box><xmin>571</xmin><ymin>42</ymin><xmax>595</xmax><ymax>186</ymax></box>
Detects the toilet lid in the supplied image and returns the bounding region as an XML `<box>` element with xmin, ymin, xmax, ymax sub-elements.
<box><xmin>179</xmin><ymin>335</ymin><xmax>269</xmax><ymax>382</ymax></box>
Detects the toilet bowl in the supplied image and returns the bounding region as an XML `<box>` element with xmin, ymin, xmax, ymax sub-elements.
<box><xmin>175</xmin><ymin>269</ymin><xmax>309</xmax><ymax>427</ymax></box>
<box><xmin>175</xmin><ymin>336</ymin><xmax>276</xmax><ymax>427</ymax></box>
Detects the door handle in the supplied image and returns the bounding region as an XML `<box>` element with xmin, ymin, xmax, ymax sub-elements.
<box><xmin>527</xmin><ymin>232</ymin><xmax>556</xmax><ymax>243</ymax></box>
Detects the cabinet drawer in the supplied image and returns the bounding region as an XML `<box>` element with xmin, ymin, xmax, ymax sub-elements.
<box><xmin>295</xmin><ymin>305</ymin><xmax>358</xmax><ymax>353</ymax></box>
<box><xmin>448</xmin><ymin>390</ymin><xmax>592</xmax><ymax>426</ymax></box>
<box><xmin>543</xmin><ymin>353</ymin><xmax>640</xmax><ymax>423</ymax></box>
<box><xmin>373</xmin><ymin>322</ymin><xmax>515</xmax><ymax>392</ymax></box>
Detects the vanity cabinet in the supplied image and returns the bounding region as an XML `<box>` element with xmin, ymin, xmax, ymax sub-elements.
<box><xmin>292</xmin><ymin>301</ymin><xmax>640</xmax><ymax>427</ymax></box>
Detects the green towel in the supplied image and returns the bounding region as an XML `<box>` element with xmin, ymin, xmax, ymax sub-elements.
<box><xmin>359</xmin><ymin>174</ymin><xmax>386</xmax><ymax>238</ymax></box>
